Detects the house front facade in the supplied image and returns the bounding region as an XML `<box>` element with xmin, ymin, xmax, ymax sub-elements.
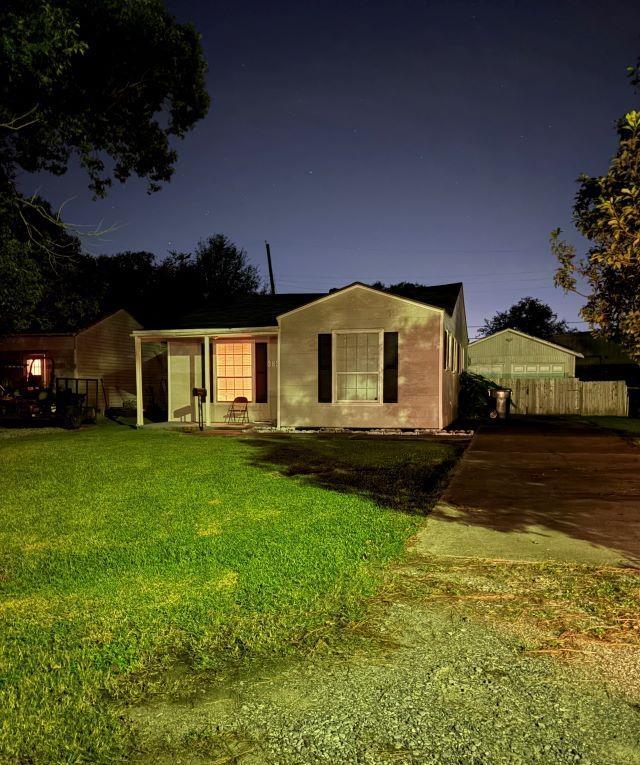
<box><xmin>132</xmin><ymin>282</ymin><xmax>468</xmax><ymax>430</ymax></box>
<box><xmin>467</xmin><ymin>329</ymin><xmax>582</xmax><ymax>380</ymax></box>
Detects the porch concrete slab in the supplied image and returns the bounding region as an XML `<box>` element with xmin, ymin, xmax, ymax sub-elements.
<box><xmin>415</xmin><ymin>418</ymin><xmax>640</xmax><ymax>566</ymax></box>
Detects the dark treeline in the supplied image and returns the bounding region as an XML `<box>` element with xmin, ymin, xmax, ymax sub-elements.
<box><xmin>1</xmin><ymin>233</ymin><xmax>262</xmax><ymax>335</ymax></box>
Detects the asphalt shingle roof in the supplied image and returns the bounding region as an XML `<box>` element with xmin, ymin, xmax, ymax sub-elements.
<box><xmin>172</xmin><ymin>282</ymin><xmax>463</xmax><ymax>329</ymax></box>
<box><xmin>171</xmin><ymin>293</ymin><xmax>326</xmax><ymax>329</ymax></box>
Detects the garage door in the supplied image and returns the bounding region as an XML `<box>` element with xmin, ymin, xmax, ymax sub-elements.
<box><xmin>510</xmin><ymin>363</ymin><xmax>564</xmax><ymax>376</ymax></box>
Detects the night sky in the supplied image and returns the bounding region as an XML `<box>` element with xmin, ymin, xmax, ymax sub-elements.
<box><xmin>20</xmin><ymin>0</ymin><xmax>640</xmax><ymax>336</ymax></box>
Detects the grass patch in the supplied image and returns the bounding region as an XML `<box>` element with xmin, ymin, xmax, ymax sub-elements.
<box><xmin>0</xmin><ymin>424</ymin><xmax>461</xmax><ymax>763</ymax></box>
<box><xmin>576</xmin><ymin>416</ymin><xmax>640</xmax><ymax>441</ymax></box>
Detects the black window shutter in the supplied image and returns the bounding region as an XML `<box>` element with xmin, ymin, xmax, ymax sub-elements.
<box><xmin>255</xmin><ymin>343</ymin><xmax>268</xmax><ymax>403</ymax></box>
<box><xmin>318</xmin><ymin>334</ymin><xmax>332</xmax><ymax>402</ymax></box>
<box><xmin>383</xmin><ymin>332</ymin><xmax>398</xmax><ymax>403</ymax></box>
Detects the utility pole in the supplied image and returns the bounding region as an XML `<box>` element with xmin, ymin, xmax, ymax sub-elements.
<box><xmin>265</xmin><ymin>240</ymin><xmax>276</xmax><ymax>295</ymax></box>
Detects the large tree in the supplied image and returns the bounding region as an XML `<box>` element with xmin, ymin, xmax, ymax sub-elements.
<box><xmin>0</xmin><ymin>0</ymin><xmax>209</xmax><ymax>333</ymax></box>
<box><xmin>478</xmin><ymin>297</ymin><xmax>570</xmax><ymax>339</ymax></box>
<box><xmin>88</xmin><ymin>237</ymin><xmax>262</xmax><ymax>327</ymax></box>
<box><xmin>552</xmin><ymin>61</ymin><xmax>640</xmax><ymax>360</ymax></box>
<box><xmin>159</xmin><ymin>235</ymin><xmax>262</xmax><ymax>320</ymax></box>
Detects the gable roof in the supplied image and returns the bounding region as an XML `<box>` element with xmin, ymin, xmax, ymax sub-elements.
<box><xmin>8</xmin><ymin>309</ymin><xmax>138</xmax><ymax>337</ymax></box>
<box><xmin>469</xmin><ymin>328</ymin><xmax>583</xmax><ymax>357</ymax></box>
<box><xmin>171</xmin><ymin>281</ymin><xmax>464</xmax><ymax>330</ymax></box>
<box><xmin>385</xmin><ymin>282</ymin><xmax>463</xmax><ymax>315</ymax></box>
<box><xmin>277</xmin><ymin>281</ymin><xmax>463</xmax><ymax>321</ymax></box>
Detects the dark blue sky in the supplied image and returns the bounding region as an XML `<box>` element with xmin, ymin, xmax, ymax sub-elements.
<box><xmin>20</xmin><ymin>0</ymin><xmax>640</xmax><ymax>335</ymax></box>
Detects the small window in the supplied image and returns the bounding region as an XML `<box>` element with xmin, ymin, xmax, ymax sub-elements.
<box><xmin>444</xmin><ymin>331</ymin><xmax>458</xmax><ymax>371</ymax></box>
<box><xmin>335</xmin><ymin>332</ymin><xmax>380</xmax><ymax>402</ymax></box>
<box><xmin>216</xmin><ymin>342</ymin><xmax>252</xmax><ymax>402</ymax></box>
<box><xmin>25</xmin><ymin>356</ymin><xmax>47</xmax><ymax>386</ymax></box>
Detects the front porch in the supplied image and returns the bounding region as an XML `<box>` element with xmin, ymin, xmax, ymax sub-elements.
<box><xmin>133</xmin><ymin>327</ymin><xmax>278</xmax><ymax>428</ymax></box>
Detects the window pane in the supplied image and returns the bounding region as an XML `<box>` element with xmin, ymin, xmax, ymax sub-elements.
<box><xmin>216</xmin><ymin>341</ymin><xmax>253</xmax><ymax>402</ymax></box>
<box><xmin>335</xmin><ymin>333</ymin><xmax>380</xmax><ymax>401</ymax></box>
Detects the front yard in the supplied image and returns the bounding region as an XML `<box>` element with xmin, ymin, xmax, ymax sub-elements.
<box><xmin>0</xmin><ymin>424</ymin><xmax>459</xmax><ymax>763</ymax></box>
<box><xmin>2</xmin><ymin>422</ymin><xmax>639</xmax><ymax>764</ymax></box>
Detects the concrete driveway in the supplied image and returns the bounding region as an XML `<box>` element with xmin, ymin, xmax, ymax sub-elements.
<box><xmin>416</xmin><ymin>418</ymin><xmax>640</xmax><ymax>566</ymax></box>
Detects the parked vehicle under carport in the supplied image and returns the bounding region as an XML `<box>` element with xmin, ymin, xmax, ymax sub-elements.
<box><xmin>0</xmin><ymin>384</ymin><xmax>94</xmax><ymax>429</ymax></box>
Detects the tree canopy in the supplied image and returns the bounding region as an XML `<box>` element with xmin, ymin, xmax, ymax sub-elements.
<box><xmin>552</xmin><ymin>60</ymin><xmax>640</xmax><ymax>360</ymax></box>
<box><xmin>94</xmin><ymin>236</ymin><xmax>262</xmax><ymax>327</ymax></box>
<box><xmin>0</xmin><ymin>234</ymin><xmax>263</xmax><ymax>334</ymax></box>
<box><xmin>0</xmin><ymin>0</ymin><xmax>210</xmax><ymax>335</ymax></box>
<box><xmin>0</xmin><ymin>193</ymin><xmax>100</xmax><ymax>335</ymax></box>
<box><xmin>478</xmin><ymin>297</ymin><xmax>570</xmax><ymax>339</ymax></box>
<box><xmin>1</xmin><ymin>0</ymin><xmax>209</xmax><ymax>197</ymax></box>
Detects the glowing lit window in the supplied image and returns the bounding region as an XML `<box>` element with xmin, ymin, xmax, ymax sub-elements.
<box><xmin>28</xmin><ymin>358</ymin><xmax>42</xmax><ymax>376</ymax></box>
<box><xmin>215</xmin><ymin>342</ymin><xmax>252</xmax><ymax>402</ymax></box>
<box><xmin>335</xmin><ymin>332</ymin><xmax>380</xmax><ymax>402</ymax></box>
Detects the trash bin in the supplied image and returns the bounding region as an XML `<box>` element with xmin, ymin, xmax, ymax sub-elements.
<box><xmin>489</xmin><ymin>388</ymin><xmax>511</xmax><ymax>420</ymax></box>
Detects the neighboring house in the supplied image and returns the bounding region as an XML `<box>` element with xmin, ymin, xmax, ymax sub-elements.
<box><xmin>0</xmin><ymin>309</ymin><xmax>166</xmax><ymax>411</ymax></box>
<box><xmin>132</xmin><ymin>282</ymin><xmax>468</xmax><ymax>429</ymax></box>
<box><xmin>467</xmin><ymin>329</ymin><xmax>582</xmax><ymax>380</ymax></box>
<box><xmin>552</xmin><ymin>331</ymin><xmax>640</xmax><ymax>386</ymax></box>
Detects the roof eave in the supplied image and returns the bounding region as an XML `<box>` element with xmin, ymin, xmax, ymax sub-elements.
<box><xmin>131</xmin><ymin>326</ymin><xmax>279</xmax><ymax>338</ymax></box>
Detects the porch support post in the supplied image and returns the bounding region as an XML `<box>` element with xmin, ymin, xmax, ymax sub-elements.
<box><xmin>135</xmin><ymin>336</ymin><xmax>144</xmax><ymax>428</ymax></box>
<box><xmin>203</xmin><ymin>335</ymin><xmax>211</xmax><ymax>426</ymax></box>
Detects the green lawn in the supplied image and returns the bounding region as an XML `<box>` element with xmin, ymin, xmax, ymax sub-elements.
<box><xmin>0</xmin><ymin>424</ymin><xmax>460</xmax><ymax>764</ymax></box>
<box><xmin>579</xmin><ymin>415</ymin><xmax>640</xmax><ymax>439</ymax></box>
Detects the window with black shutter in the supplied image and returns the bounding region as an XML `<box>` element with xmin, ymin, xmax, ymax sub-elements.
<box><xmin>383</xmin><ymin>332</ymin><xmax>398</xmax><ymax>403</ymax></box>
<box><xmin>255</xmin><ymin>342</ymin><xmax>268</xmax><ymax>403</ymax></box>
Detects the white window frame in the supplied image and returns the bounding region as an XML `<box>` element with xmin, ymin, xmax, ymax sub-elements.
<box><xmin>443</xmin><ymin>330</ymin><xmax>450</xmax><ymax>370</ymax></box>
<box><xmin>332</xmin><ymin>329</ymin><xmax>384</xmax><ymax>405</ymax></box>
<box><xmin>444</xmin><ymin>331</ymin><xmax>460</xmax><ymax>372</ymax></box>
<box><xmin>214</xmin><ymin>338</ymin><xmax>256</xmax><ymax>403</ymax></box>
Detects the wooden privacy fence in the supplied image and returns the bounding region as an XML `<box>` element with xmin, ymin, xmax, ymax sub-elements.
<box><xmin>493</xmin><ymin>378</ymin><xmax>628</xmax><ymax>416</ymax></box>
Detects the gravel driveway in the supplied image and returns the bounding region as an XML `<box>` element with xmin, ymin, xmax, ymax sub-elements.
<box><xmin>130</xmin><ymin>565</ymin><xmax>640</xmax><ymax>765</ymax></box>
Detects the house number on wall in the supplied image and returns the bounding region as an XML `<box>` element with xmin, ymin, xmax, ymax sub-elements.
<box><xmin>268</xmin><ymin>360</ymin><xmax>279</xmax><ymax>368</ymax></box>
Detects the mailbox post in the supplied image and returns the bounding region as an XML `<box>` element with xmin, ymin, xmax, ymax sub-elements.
<box><xmin>192</xmin><ymin>387</ymin><xmax>207</xmax><ymax>431</ymax></box>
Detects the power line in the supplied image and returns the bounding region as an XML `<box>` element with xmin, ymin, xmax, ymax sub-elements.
<box><xmin>468</xmin><ymin>320</ymin><xmax>588</xmax><ymax>327</ymax></box>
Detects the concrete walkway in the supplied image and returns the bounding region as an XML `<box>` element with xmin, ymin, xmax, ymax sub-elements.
<box><xmin>416</xmin><ymin>418</ymin><xmax>640</xmax><ymax>566</ymax></box>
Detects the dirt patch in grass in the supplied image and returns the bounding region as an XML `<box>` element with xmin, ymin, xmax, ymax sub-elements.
<box><xmin>386</xmin><ymin>554</ymin><xmax>640</xmax><ymax>699</ymax></box>
<box><xmin>128</xmin><ymin>552</ymin><xmax>640</xmax><ymax>765</ymax></box>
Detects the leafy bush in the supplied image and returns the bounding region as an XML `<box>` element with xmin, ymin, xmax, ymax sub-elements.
<box><xmin>458</xmin><ymin>371</ymin><xmax>498</xmax><ymax>419</ymax></box>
